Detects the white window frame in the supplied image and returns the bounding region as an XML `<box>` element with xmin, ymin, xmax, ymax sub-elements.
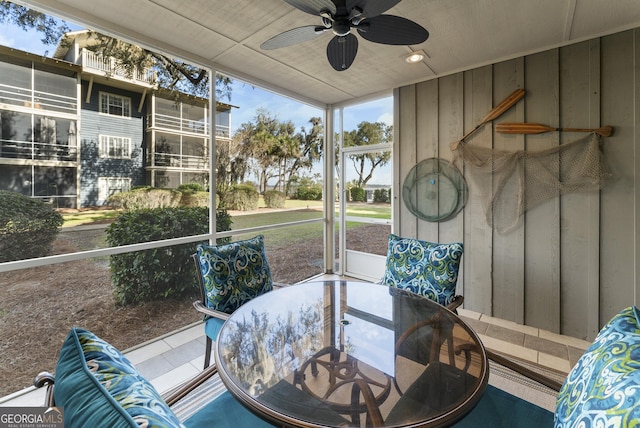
<box><xmin>99</xmin><ymin>135</ymin><xmax>132</xmax><ymax>159</ymax></box>
<box><xmin>98</xmin><ymin>177</ymin><xmax>131</xmax><ymax>203</ymax></box>
<box><xmin>99</xmin><ymin>92</ymin><xmax>131</xmax><ymax>117</ymax></box>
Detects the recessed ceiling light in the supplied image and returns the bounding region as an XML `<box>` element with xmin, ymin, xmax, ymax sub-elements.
<box><xmin>404</xmin><ymin>50</ymin><xmax>426</xmax><ymax>64</ymax></box>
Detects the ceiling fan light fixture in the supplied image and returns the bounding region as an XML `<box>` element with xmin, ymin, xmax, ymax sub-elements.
<box><xmin>405</xmin><ymin>50</ymin><xmax>425</xmax><ymax>63</ymax></box>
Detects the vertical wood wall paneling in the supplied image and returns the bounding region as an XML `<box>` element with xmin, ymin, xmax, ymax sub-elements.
<box><xmin>397</xmin><ymin>85</ymin><xmax>418</xmax><ymax>237</ymax></box>
<box><xmin>460</xmin><ymin>67</ymin><xmax>493</xmax><ymax>314</ymax></box>
<box><xmin>635</xmin><ymin>29</ymin><xmax>640</xmax><ymax>310</ymax></box>
<box><xmin>395</xmin><ymin>28</ymin><xmax>640</xmax><ymax>337</ymax></box>
<box><xmin>439</xmin><ymin>73</ymin><xmax>465</xmax><ymax>245</ymax></box>
<box><xmin>491</xmin><ymin>58</ymin><xmax>526</xmax><ymax>323</ymax></box>
<box><xmin>632</xmin><ymin>29</ymin><xmax>640</xmax><ymax>307</ymax></box>
<box><xmin>558</xmin><ymin>39</ymin><xmax>602</xmax><ymax>341</ymax></box>
<box><xmin>415</xmin><ymin>79</ymin><xmax>439</xmax><ymax>240</ymax></box>
<box><xmin>523</xmin><ymin>49</ymin><xmax>561</xmax><ymax>332</ymax></box>
<box><xmin>600</xmin><ymin>30</ymin><xmax>637</xmax><ymax>322</ymax></box>
<box><xmin>436</xmin><ymin>73</ymin><xmax>464</xmax><ymax>244</ymax></box>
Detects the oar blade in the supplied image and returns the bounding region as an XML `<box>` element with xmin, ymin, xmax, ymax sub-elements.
<box><xmin>496</xmin><ymin>123</ymin><xmax>552</xmax><ymax>134</ymax></box>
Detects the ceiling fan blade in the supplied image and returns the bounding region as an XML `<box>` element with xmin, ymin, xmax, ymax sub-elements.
<box><xmin>347</xmin><ymin>0</ymin><xmax>401</xmax><ymax>18</ymax></box>
<box><xmin>261</xmin><ymin>26</ymin><xmax>327</xmax><ymax>50</ymax></box>
<box><xmin>326</xmin><ymin>33</ymin><xmax>358</xmax><ymax>71</ymax></box>
<box><xmin>357</xmin><ymin>15</ymin><xmax>429</xmax><ymax>45</ymax></box>
<box><xmin>282</xmin><ymin>0</ymin><xmax>336</xmax><ymax>16</ymax></box>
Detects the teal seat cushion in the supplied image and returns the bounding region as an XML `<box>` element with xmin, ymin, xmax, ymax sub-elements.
<box><xmin>195</xmin><ymin>235</ymin><xmax>273</xmax><ymax>314</ymax></box>
<box><xmin>554</xmin><ymin>306</ymin><xmax>640</xmax><ymax>428</ymax></box>
<box><xmin>381</xmin><ymin>234</ymin><xmax>463</xmax><ymax>307</ymax></box>
<box><xmin>54</xmin><ymin>327</ymin><xmax>182</xmax><ymax>427</ymax></box>
<box><xmin>204</xmin><ymin>317</ymin><xmax>225</xmax><ymax>341</ymax></box>
<box><xmin>453</xmin><ymin>384</ymin><xmax>554</xmax><ymax>427</ymax></box>
<box><xmin>183</xmin><ymin>390</ymin><xmax>277</xmax><ymax>428</ymax></box>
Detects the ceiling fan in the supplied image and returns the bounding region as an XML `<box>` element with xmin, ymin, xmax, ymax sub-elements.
<box><xmin>261</xmin><ymin>0</ymin><xmax>429</xmax><ymax>71</ymax></box>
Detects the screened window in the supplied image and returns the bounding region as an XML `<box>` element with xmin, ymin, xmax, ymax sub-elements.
<box><xmin>99</xmin><ymin>135</ymin><xmax>131</xmax><ymax>158</ymax></box>
<box><xmin>98</xmin><ymin>177</ymin><xmax>131</xmax><ymax>202</ymax></box>
<box><xmin>100</xmin><ymin>92</ymin><xmax>131</xmax><ymax>117</ymax></box>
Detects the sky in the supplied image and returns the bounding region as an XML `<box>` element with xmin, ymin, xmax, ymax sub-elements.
<box><xmin>0</xmin><ymin>16</ymin><xmax>393</xmax><ymax>184</ymax></box>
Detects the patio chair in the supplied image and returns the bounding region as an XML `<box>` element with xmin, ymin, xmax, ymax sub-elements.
<box><xmin>381</xmin><ymin>233</ymin><xmax>464</xmax><ymax>312</ymax></box>
<box><xmin>34</xmin><ymin>327</ymin><xmax>277</xmax><ymax>428</ymax></box>
<box><xmin>192</xmin><ymin>234</ymin><xmax>277</xmax><ymax>368</ymax></box>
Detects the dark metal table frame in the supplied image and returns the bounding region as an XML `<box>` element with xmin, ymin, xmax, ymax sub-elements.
<box><xmin>215</xmin><ymin>280</ymin><xmax>488</xmax><ymax>428</ymax></box>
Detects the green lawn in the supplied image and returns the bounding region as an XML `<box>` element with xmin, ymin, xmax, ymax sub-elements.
<box><xmin>61</xmin><ymin>209</ymin><xmax>121</xmax><ymax>227</ymax></box>
<box><xmin>60</xmin><ymin>199</ymin><xmax>390</xmax><ymax>248</ymax></box>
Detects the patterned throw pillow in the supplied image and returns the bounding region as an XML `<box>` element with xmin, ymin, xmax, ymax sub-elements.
<box><xmin>54</xmin><ymin>327</ymin><xmax>183</xmax><ymax>427</ymax></box>
<box><xmin>381</xmin><ymin>234</ymin><xmax>463</xmax><ymax>307</ymax></box>
<box><xmin>554</xmin><ymin>306</ymin><xmax>640</xmax><ymax>427</ymax></box>
<box><xmin>195</xmin><ymin>235</ymin><xmax>273</xmax><ymax>314</ymax></box>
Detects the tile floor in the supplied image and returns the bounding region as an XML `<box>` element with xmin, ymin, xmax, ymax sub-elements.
<box><xmin>0</xmin><ymin>274</ymin><xmax>591</xmax><ymax>407</ymax></box>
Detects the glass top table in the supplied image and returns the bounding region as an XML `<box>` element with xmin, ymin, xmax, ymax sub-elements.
<box><xmin>215</xmin><ymin>280</ymin><xmax>488</xmax><ymax>428</ymax></box>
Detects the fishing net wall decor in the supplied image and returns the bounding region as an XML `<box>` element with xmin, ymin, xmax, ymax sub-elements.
<box><xmin>453</xmin><ymin>134</ymin><xmax>610</xmax><ymax>234</ymax></box>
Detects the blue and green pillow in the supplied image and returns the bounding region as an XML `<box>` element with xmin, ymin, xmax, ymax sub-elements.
<box><xmin>554</xmin><ymin>306</ymin><xmax>640</xmax><ymax>427</ymax></box>
<box><xmin>54</xmin><ymin>327</ymin><xmax>182</xmax><ymax>427</ymax></box>
<box><xmin>381</xmin><ymin>234</ymin><xmax>463</xmax><ymax>307</ymax></box>
<box><xmin>195</xmin><ymin>235</ymin><xmax>273</xmax><ymax>314</ymax></box>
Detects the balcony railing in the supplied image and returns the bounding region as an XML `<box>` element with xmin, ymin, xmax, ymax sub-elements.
<box><xmin>0</xmin><ymin>83</ymin><xmax>77</xmax><ymax>114</ymax></box>
<box><xmin>149</xmin><ymin>113</ymin><xmax>230</xmax><ymax>139</ymax></box>
<box><xmin>147</xmin><ymin>152</ymin><xmax>207</xmax><ymax>169</ymax></box>
<box><xmin>81</xmin><ymin>49</ymin><xmax>156</xmax><ymax>86</ymax></box>
<box><xmin>0</xmin><ymin>139</ymin><xmax>78</xmax><ymax>162</ymax></box>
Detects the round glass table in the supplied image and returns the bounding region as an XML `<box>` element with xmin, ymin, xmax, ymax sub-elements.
<box><xmin>215</xmin><ymin>280</ymin><xmax>488</xmax><ymax>427</ymax></box>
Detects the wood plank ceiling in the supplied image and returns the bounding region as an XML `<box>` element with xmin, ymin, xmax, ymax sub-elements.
<box><xmin>16</xmin><ymin>0</ymin><xmax>640</xmax><ymax>106</ymax></box>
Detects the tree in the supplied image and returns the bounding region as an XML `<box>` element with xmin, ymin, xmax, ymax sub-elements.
<box><xmin>0</xmin><ymin>1</ymin><xmax>231</xmax><ymax>100</ymax></box>
<box><xmin>0</xmin><ymin>1</ymin><xmax>69</xmax><ymax>48</ymax></box>
<box><xmin>233</xmin><ymin>110</ymin><xmax>323</xmax><ymax>194</ymax></box>
<box><xmin>342</xmin><ymin>121</ymin><xmax>392</xmax><ymax>188</ymax></box>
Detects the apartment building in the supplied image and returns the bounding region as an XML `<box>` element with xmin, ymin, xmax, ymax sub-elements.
<box><xmin>0</xmin><ymin>31</ymin><xmax>233</xmax><ymax>208</ymax></box>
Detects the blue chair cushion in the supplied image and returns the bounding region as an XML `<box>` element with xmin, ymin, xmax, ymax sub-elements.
<box><xmin>554</xmin><ymin>306</ymin><xmax>640</xmax><ymax>427</ymax></box>
<box><xmin>54</xmin><ymin>327</ymin><xmax>182</xmax><ymax>427</ymax></box>
<box><xmin>381</xmin><ymin>234</ymin><xmax>463</xmax><ymax>307</ymax></box>
<box><xmin>204</xmin><ymin>317</ymin><xmax>225</xmax><ymax>342</ymax></box>
<box><xmin>195</xmin><ymin>235</ymin><xmax>273</xmax><ymax>314</ymax></box>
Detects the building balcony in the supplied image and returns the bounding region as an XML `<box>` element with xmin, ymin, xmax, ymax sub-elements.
<box><xmin>146</xmin><ymin>152</ymin><xmax>207</xmax><ymax>169</ymax></box>
<box><xmin>148</xmin><ymin>113</ymin><xmax>230</xmax><ymax>139</ymax></box>
<box><xmin>0</xmin><ymin>140</ymin><xmax>78</xmax><ymax>162</ymax></box>
<box><xmin>80</xmin><ymin>49</ymin><xmax>156</xmax><ymax>87</ymax></box>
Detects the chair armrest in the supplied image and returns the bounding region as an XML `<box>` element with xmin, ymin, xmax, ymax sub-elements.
<box><xmin>447</xmin><ymin>295</ymin><xmax>464</xmax><ymax>311</ymax></box>
<box><xmin>193</xmin><ymin>301</ymin><xmax>230</xmax><ymax>321</ymax></box>
<box><xmin>33</xmin><ymin>371</ymin><xmax>56</xmax><ymax>407</ymax></box>
<box><xmin>162</xmin><ymin>364</ymin><xmax>219</xmax><ymax>407</ymax></box>
<box><xmin>486</xmin><ymin>350</ymin><xmax>564</xmax><ymax>392</ymax></box>
<box><xmin>193</xmin><ymin>283</ymin><xmax>287</xmax><ymax>320</ymax></box>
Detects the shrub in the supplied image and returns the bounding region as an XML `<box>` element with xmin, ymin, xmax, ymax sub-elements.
<box><xmin>180</xmin><ymin>191</ymin><xmax>209</xmax><ymax>207</ymax></box>
<box><xmin>263</xmin><ymin>190</ymin><xmax>286</xmax><ymax>208</ymax></box>
<box><xmin>177</xmin><ymin>183</ymin><xmax>205</xmax><ymax>192</ymax></box>
<box><xmin>350</xmin><ymin>186</ymin><xmax>366</xmax><ymax>202</ymax></box>
<box><xmin>295</xmin><ymin>185</ymin><xmax>323</xmax><ymax>200</ymax></box>
<box><xmin>222</xmin><ymin>183</ymin><xmax>259</xmax><ymax>211</ymax></box>
<box><xmin>108</xmin><ymin>187</ymin><xmax>182</xmax><ymax>210</ymax></box>
<box><xmin>106</xmin><ymin>206</ymin><xmax>232</xmax><ymax>306</ymax></box>
<box><xmin>0</xmin><ymin>191</ymin><xmax>64</xmax><ymax>262</ymax></box>
<box><xmin>373</xmin><ymin>188</ymin><xmax>390</xmax><ymax>203</ymax></box>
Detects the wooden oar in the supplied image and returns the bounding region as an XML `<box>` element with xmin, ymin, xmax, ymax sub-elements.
<box><xmin>496</xmin><ymin>123</ymin><xmax>614</xmax><ymax>137</ymax></box>
<box><xmin>450</xmin><ymin>88</ymin><xmax>526</xmax><ymax>150</ymax></box>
